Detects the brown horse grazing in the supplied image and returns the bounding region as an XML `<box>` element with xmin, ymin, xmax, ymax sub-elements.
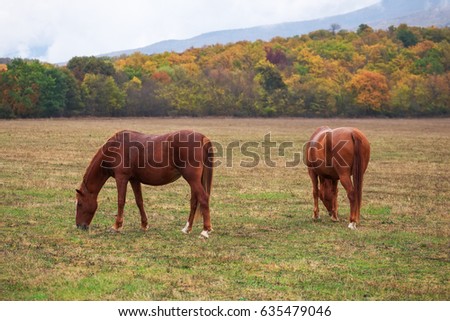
<box><xmin>75</xmin><ymin>130</ymin><xmax>214</xmax><ymax>238</ymax></box>
<box><xmin>305</xmin><ymin>127</ymin><xmax>370</xmax><ymax>229</ymax></box>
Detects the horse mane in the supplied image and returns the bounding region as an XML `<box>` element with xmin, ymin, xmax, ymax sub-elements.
<box><xmin>81</xmin><ymin>145</ymin><xmax>109</xmax><ymax>193</ymax></box>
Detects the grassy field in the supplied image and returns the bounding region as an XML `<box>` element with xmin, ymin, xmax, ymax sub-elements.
<box><xmin>1</xmin><ymin>118</ymin><xmax>449</xmax><ymax>300</ymax></box>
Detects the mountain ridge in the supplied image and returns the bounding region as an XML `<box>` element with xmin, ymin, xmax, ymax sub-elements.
<box><xmin>103</xmin><ymin>0</ymin><xmax>449</xmax><ymax>58</ymax></box>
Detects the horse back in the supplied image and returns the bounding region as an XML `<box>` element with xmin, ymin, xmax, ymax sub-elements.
<box><xmin>100</xmin><ymin>130</ymin><xmax>207</xmax><ymax>184</ymax></box>
<box><xmin>306</xmin><ymin>127</ymin><xmax>370</xmax><ymax>178</ymax></box>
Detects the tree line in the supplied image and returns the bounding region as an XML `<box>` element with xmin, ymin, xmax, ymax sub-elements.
<box><xmin>1</xmin><ymin>24</ymin><xmax>449</xmax><ymax>118</ymax></box>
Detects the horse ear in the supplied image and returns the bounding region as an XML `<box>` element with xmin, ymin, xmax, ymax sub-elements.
<box><xmin>76</xmin><ymin>189</ymin><xmax>83</xmax><ymax>196</ymax></box>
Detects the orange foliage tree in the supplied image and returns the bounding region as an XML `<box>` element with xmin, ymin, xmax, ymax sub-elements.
<box><xmin>347</xmin><ymin>70</ymin><xmax>390</xmax><ymax>113</ymax></box>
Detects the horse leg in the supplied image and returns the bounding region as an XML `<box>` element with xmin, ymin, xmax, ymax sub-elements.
<box><xmin>184</xmin><ymin>180</ymin><xmax>212</xmax><ymax>238</ymax></box>
<box><xmin>197</xmin><ymin>186</ymin><xmax>212</xmax><ymax>238</ymax></box>
<box><xmin>309</xmin><ymin>170</ymin><xmax>320</xmax><ymax>220</ymax></box>
<box><xmin>112</xmin><ymin>176</ymin><xmax>128</xmax><ymax>232</ymax></box>
<box><xmin>181</xmin><ymin>190</ymin><xmax>197</xmax><ymax>234</ymax></box>
<box><xmin>181</xmin><ymin>165</ymin><xmax>212</xmax><ymax>238</ymax></box>
<box><xmin>130</xmin><ymin>180</ymin><xmax>148</xmax><ymax>231</ymax></box>
<box><xmin>330</xmin><ymin>179</ymin><xmax>339</xmax><ymax>222</ymax></box>
<box><xmin>340</xmin><ymin>175</ymin><xmax>357</xmax><ymax>229</ymax></box>
<box><xmin>192</xmin><ymin>183</ymin><xmax>212</xmax><ymax>238</ymax></box>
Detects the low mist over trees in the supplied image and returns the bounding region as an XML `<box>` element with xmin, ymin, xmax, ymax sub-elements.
<box><xmin>1</xmin><ymin>24</ymin><xmax>449</xmax><ymax>118</ymax></box>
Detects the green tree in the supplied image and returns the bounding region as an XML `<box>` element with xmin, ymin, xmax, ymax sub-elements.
<box><xmin>81</xmin><ymin>74</ymin><xmax>125</xmax><ymax>115</ymax></box>
<box><xmin>357</xmin><ymin>24</ymin><xmax>373</xmax><ymax>35</ymax></box>
<box><xmin>60</xmin><ymin>68</ymin><xmax>84</xmax><ymax>116</ymax></box>
<box><xmin>0</xmin><ymin>59</ymin><xmax>43</xmax><ymax>117</ymax></box>
<box><xmin>37</xmin><ymin>67</ymin><xmax>65</xmax><ymax>117</ymax></box>
<box><xmin>156</xmin><ymin>70</ymin><xmax>212</xmax><ymax>116</ymax></box>
<box><xmin>301</xmin><ymin>78</ymin><xmax>339</xmax><ymax>116</ymax></box>
<box><xmin>255</xmin><ymin>60</ymin><xmax>286</xmax><ymax>93</ymax></box>
<box><xmin>330</xmin><ymin>23</ymin><xmax>341</xmax><ymax>35</ymax></box>
<box><xmin>67</xmin><ymin>56</ymin><xmax>116</xmax><ymax>82</ymax></box>
<box><xmin>397</xmin><ymin>25</ymin><xmax>418</xmax><ymax>48</ymax></box>
<box><xmin>413</xmin><ymin>47</ymin><xmax>445</xmax><ymax>75</ymax></box>
<box><xmin>0</xmin><ymin>59</ymin><xmax>64</xmax><ymax>117</ymax></box>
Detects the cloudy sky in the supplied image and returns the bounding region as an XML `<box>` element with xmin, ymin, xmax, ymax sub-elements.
<box><xmin>0</xmin><ymin>0</ymin><xmax>379</xmax><ymax>63</ymax></box>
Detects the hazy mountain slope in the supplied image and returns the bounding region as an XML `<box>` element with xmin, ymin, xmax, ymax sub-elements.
<box><xmin>104</xmin><ymin>0</ymin><xmax>448</xmax><ymax>57</ymax></box>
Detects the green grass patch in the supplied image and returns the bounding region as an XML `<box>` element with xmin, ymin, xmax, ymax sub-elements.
<box><xmin>1</xmin><ymin>118</ymin><xmax>449</xmax><ymax>300</ymax></box>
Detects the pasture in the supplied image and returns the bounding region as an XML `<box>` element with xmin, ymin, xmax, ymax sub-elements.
<box><xmin>1</xmin><ymin>118</ymin><xmax>449</xmax><ymax>300</ymax></box>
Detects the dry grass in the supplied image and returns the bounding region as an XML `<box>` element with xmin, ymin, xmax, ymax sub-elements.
<box><xmin>0</xmin><ymin>117</ymin><xmax>449</xmax><ymax>300</ymax></box>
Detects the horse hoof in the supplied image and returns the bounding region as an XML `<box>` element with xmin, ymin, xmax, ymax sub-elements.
<box><xmin>141</xmin><ymin>226</ymin><xmax>149</xmax><ymax>232</ymax></box>
<box><xmin>313</xmin><ymin>216</ymin><xmax>320</xmax><ymax>221</ymax></box>
<box><xmin>181</xmin><ymin>222</ymin><xmax>190</xmax><ymax>234</ymax></box>
<box><xmin>331</xmin><ymin>217</ymin><xmax>339</xmax><ymax>222</ymax></box>
<box><xmin>348</xmin><ymin>222</ymin><xmax>357</xmax><ymax>230</ymax></box>
<box><xmin>199</xmin><ymin>230</ymin><xmax>210</xmax><ymax>239</ymax></box>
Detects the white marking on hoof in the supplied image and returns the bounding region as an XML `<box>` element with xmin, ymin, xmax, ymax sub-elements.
<box><xmin>181</xmin><ymin>222</ymin><xmax>190</xmax><ymax>234</ymax></box>
<box><xmin>199</xmin><ymin>230</ymin><xmax>209</xmax><ymax>239</ymax></box>
<box><xmin>348</xmin><ymin>222</ymin><xmax>357</xmax><ymax>230</ymax></box>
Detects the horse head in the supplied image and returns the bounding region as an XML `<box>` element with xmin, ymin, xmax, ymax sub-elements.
<box><xmin>319</xmin><ymin>178</ymin><xmax>336</xmax><ymax>216</ymax></box>
<box><xmin>75</xmin><ymin>186</ymin><xmax>98</xmax><ymax>230</ymax></box>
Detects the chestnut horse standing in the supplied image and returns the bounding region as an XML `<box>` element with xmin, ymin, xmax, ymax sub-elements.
<box><xmin>75</xmin><ymin>130</ymin><xmax>214</xmax><ymax>238</ymax></box>
<box><xmin>305</xmin><ymin>127</ymin><xmax>370</xmax><ymax>229</ymax></box>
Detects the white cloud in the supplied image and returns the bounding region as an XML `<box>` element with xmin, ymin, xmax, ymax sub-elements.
<box><xmin>0</xmin><ymin>0</ymin><xmax>380</xmax><ymax>63</ymax></box>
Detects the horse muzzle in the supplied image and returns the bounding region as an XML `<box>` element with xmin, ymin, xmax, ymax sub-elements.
<box><xmin>76</xmin><ymin>223</ymin><xmax>89</xmax><ymax>230</ymax></box>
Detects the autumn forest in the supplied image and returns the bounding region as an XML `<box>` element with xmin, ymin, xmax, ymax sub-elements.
<box><xmin>1</xmin><ymin>24</ymin><xmax>449</xmax><ymax>118</ymax></box>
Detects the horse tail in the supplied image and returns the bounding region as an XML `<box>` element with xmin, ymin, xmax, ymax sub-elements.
<box><xmin>325</xmin><ymin>129</ymin><xmax>332</xmax><ymax>167</ymax></box>
<box><xmin>351</xmin><ymin>132</ymin><xmax>363</xmax><ymax>211</ymax></box>
<box><xmin>194</xmin><ymin>137</ymin><xmax>214</xmax><ymax>221</ymax></box>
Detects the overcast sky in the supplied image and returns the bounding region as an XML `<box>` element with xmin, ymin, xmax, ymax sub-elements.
<box><xmin>0</xmin><ymin>0</ymin><xmax>379</xmax><ymax>63</ymax></box>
